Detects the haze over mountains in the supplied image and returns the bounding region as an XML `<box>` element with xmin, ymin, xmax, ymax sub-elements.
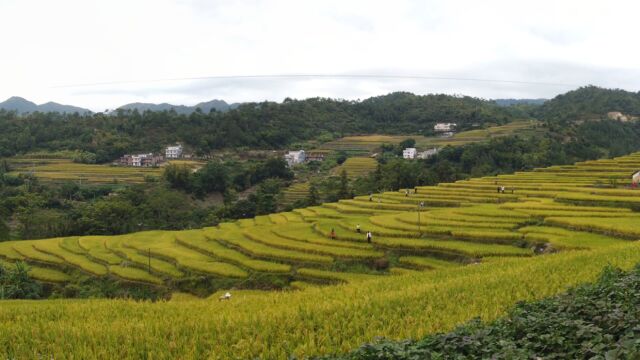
<box><xmin>1</xmin><ymin>95</ymin><xmax>549</xmax><ymax>116</ymax></box>
<box><xmin>116</xmin><ymin>99</ymin><xmax>240</xmax><ymax>114</ymax></box>
<box><xmin>0</xmin><ymin>97</ymin><xmax>239</xmax><ymax>115</ymax></box>
<box><xmin>493</xmin><ymin>98</ymin><xmax>547</xmax><ymax>106</ymax></box>
<box><xmin>0</xmin><ymin>97</ymin><xmax>92</xmax><ymax>114</ymax></box>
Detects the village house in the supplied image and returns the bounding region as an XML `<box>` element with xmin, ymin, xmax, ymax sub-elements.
<box><xmin>284</xmin><ymin>150</ymin><xmax>306</xmax><ymax>167</ymax></box>
<box><xmin>165</xmin><ymin>144</ymin><xmax>183</xmax><ymax>159</ymax></box>
<box><xmin>434</xmin><ymin>123</ymin><xmax>457</xmax><ymax>132</ymax></box>
<box><xmin>402</xmin><ymin>147</ymin><xmax>417</xmax><ymax>159</ymax></box>
<box><xmin>305</xmin><ymin>151</ymin><xmax>327</xmax><ymax>162</ymax></box>
<box><xmin>119</xmin><ymin>153</ymin><xmax>163</xmax><ymax>167</ymax></box>
<box><xmin>417</xmin><ymin>148</ymin><xmax>439</xmax><ymax>159</ymax></box>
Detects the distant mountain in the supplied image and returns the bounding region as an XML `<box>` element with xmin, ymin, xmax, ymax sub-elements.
<box><xmin>493</xmin><ymin>98</ymin><xmax>547</xmax><ymax>106</ymax></box>
<box><xmin>116</xmin><ymin>99</ymin><xmax>239</xmax><ymax>114</ymax></box>
<box><xmin>0</xmin><ymin>96</ymin><xmax>92</xmax><ymax>114</ymax></box>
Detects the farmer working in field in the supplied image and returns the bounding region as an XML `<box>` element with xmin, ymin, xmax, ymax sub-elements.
<box><xmin>356</xmin><ymin>224</ymin><xmax>361</xmax><ymax>233</ymax></box>
<box><xmin>366</xmin><ymin>231</ymin><xmax>372</xmax><ymax>243</ymax></box>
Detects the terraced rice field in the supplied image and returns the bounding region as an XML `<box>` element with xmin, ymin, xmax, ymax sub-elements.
<box><xmin>5</xmin><ymin>151</ymin><xmax>640</xmax><ymax>358</ymax></box>
<box><xmin>2</xmin><ymin>151</ymin><xmax>640</xmax><ymax>289</ymax></box>
<box><xmin>281</xmin><ymin>182</ymin><xmax>310</xmax><ymax>206</ymax></box>
<box><xmin>331</xmin><ymin>157</ymin><xmax>378</xmax><ymax>178</ymax></box>
<box><xmin>4</xmin><ymin>157</ymin><xmax>205</xmax><ymax>184</ymax></box>
<box><xmin>319</xmin><ymin>120</ymin><xmax>539</xmax><ymax>153</ymax></box>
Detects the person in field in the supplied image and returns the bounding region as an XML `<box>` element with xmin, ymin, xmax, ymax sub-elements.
<box><xmin>366</xmin><ymin>231</ymin><xmax>372</xmax><ymax>243</ymax></box>
<box><xmin>330</xmin><ymin>228</ymin><xmax>336</xmax><ymax>239</ymax></box>
<box><xmin>356</xmin><ymin>224</ymin><xmax>361</xmax><ymax>233</ymax></box>
<box><xmin>219</xmin><ymin>292</ymin><xmax>232</xmax><ymax>301</ymax></box>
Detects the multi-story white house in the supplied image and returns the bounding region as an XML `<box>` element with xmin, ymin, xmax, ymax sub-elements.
<box><xmin>166</xmin><ymin>145</ymin><xmax>183</xmax><ymax>159</ymax></box>
<box><xmin>119</xmin><ymin>153</ymin><xmax>162</xmax><ymax>167</ymax></box>
<box><xmin>434</xmin><ymin>123</ymin><xmax>456</xmax><ymax>132</ymax></box>
<box><xmin>417</xmin><ymin>148</ymin><xmax>439</xmax><ymax>159</ymax></box>
<box><xmin>402</xmin><ymin>148</ymin><xmax>417</xmax><ymax>159</ymax></box>
<box><xmin>284</xmin><ymin>150</ymin><xmax>306</xmax><ymax>167</ymax></box>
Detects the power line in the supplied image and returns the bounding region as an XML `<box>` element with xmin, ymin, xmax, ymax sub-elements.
<box><xmin>52</xmin><ymin>74</ymin><xmax>579</xmax><ymax>89</ymax></box>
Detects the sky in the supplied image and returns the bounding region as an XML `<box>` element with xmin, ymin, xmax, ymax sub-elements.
<box><xmin>1</xmin><ymin>0</ymin><xmax>639</xmax><ymax>111</ymax></box>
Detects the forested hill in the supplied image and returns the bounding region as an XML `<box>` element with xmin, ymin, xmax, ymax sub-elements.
<box><xmin>537</xmin><ymin>86</ymin><xmax>640</xmax><ymax>121</ymax></box>
<box><xmin>2</xmin><ymin>87</ymin><xmax>640</xmax><ymax>161</ymax></box>
<box><xmin>0</xmin><ymin>92</ymin><xmax>522</xmax><ymax>161</ymax></box>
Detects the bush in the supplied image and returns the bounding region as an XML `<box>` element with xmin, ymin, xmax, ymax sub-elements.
<box><xmin>0</xmin><ymin>262</ymin><xmax>42</xmax><ymax>299</ymax></box>
<box><xmin>372</xmin><ymin>258</ymin><xmax>389</xmax><ymax>271</ymax></box>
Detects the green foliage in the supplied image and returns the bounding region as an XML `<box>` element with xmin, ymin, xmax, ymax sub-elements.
<box><xmin>0</xmin><ymin>92</ymin><xmax>517</xmax><ymax>158</ymax></box>
<box><xmin>71</xmin><ymin>151</ymin><xmax>97</xmax><ymax>164</ymax></box>
<box><xmin>0</xmin><ymin>261</ymin><xmax>42</xmax><ymax>299</ymax></box>
<box><xmin>338</xmin><ymin>170</ymin><xmax>350</xmax><ymax>199</ymax></box>
<box><xmin>0</xmin><ymin>218</ymin><xmax>9</xmax><ymax>241</ymax></box>
<box><xmin>307</xmin><ymin>182</ymin><xmax>320</xmax><ymax>206</ymax></box>
<box><xmin>537</xmin><ymin>85</ymin><xmax>640</xmax><ymax>122</ymax></box>
<box><xmin>163</xmin><ymin>164</ymin><xmax>191</xmax><ymax>190</ymax></box>
<box><xmin>253</xmin><ymin>178</ymin><xmax>283</xmax><ymax>215</ymax></box>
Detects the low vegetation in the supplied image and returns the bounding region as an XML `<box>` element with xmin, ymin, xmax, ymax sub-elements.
<box><xmin>321</xmin><ymin>263</ymin><xmax>640</xmax><ymax>359</ymax></box>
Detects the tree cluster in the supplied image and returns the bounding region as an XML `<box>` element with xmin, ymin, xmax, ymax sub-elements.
<box><xmin>0</xmin><ymin>92</ymin><xmax>520</xmax><ymax>160</ymax></box>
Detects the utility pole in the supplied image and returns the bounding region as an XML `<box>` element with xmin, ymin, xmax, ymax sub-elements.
<box><xmin>417</xmin><ymin>201</ymin><xmax>425</xmax><ymax>236</ymax></box>
<box><xmin>148</xmin><ymin>248</ymin><xmax>151</xmax><ymax>274</ymax></box>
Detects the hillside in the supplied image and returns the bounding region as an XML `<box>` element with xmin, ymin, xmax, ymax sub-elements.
<box><xmin>3</xmin><ymin>151</ymin><xmax>640</xmax><ymax>289</ymax></box>
<box><xmin>3</xmin><ymin>152</ymin><xmax>640</xmax><ymax>357</ymax></box>
<box><xmin>0</xmin><ymin>92</ymin><xmax>521</xmax><ymax>159</ymax></box>
<box><xmin>5</xmin><ymin>87</ymin><xmax>639</xmax><ymax>160</ymax></box>
<box><xmin>537</xmin><ymin>86</ymin><xmax>640</xmax><ymax>121</ymax></box>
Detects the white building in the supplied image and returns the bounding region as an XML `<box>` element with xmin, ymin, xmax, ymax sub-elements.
<box><xmin>120</xmin><ymin>153</ymin><xmax>162</xmax><ymax>167</ymax></box>
<box><xmin>166</xmin><ymin>145</ymin><xmax>183</xmax><ymax>159</ymax></box>
<box><xmin>402</xmin><ymin>148</ymin><xmax>417</xmax><ymax>159</ymax></box>
<box><xmin>434</xmin><ymin>123</ymin><xmax>457</xmax><ymax>132</ymax></box>
<box><xmin>417</xmin><ymin>148</ymin><xmax>439</xmax><ymax>159</ymax></box>
<box><xmin>284</xmin><ymin>150</ymin><xmax>306</xmax><ymax>167</ymax></box>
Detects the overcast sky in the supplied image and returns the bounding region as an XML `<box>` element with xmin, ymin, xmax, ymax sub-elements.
<box><xmin>1</xmin><ymin>0</ymin><xmax>639</xmax><ymax>111</ymax></box>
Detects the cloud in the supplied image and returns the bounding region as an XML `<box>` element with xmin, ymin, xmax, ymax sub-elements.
<box><xmin>0</xmin><ymin>0</ymin><xmax>639</xmax><ymax>111</ymax></box>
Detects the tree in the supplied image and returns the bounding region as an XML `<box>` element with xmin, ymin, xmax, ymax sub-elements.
<box><xmin>307</xmin><ymin>182</ymin><xmax>320</xmax><ymax>206</ymax></box>
<box><xmin>254</xmin><ymin>178</ymin><xmax>283</xmax><ymax>215</ymax></box>
<box><xmin>399</xmin><ymin>138</ymin><xmax>416</xmax><ymax>149</ymax></box>
<box><xmin>79</xmin><ymin>198</ymin><xmax>138</xmax><ymax>234</ymax></box>
<box><xmin>255</xmin><ymin>158</ymin><xmax>293</xmax><ymax>181</ymax></box>
<box><xmin>335</xmin><ymin>151</ymin><xmax>348</xmax><ymax>165</ymax></box>
<box><xmin>338</xmin><ymin>170</ymin><xmax>351</xmax><ymax>199</ymax></box>
<box><xmin>163</xmin><ymin>164</ymin><xmax>192</xmax><ymax>190</ymax></box>
<box><xmin>0</xmin><ymin>159</ymin><xmax>10</xmax><ymax>174</ymax></box>
<box><xmin>0</xmin><ymin>218</ymin><xmax>9</xmax><ymax>241</ymax></box>
<box><xmin>192</xmin><ymin>162</ymin><xmax>229</xmax><ymax>196</ymax></box>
